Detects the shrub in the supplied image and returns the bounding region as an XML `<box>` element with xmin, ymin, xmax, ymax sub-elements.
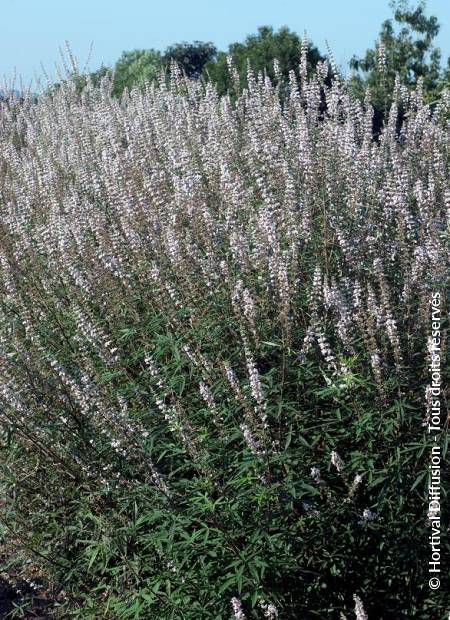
<box><xmin>0</xmin><ymin>53</ymin><xmax>448</xmax><ymax>618</ymax></box>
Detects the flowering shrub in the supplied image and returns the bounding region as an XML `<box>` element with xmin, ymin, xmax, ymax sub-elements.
<box><xmin>0</xmin><ymin>52</ymin><xmax>448</xmax><ymax>619</ymax></box>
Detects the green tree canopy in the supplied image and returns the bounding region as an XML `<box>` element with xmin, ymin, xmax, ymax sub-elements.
<box><xmin>350</xmin><ymin>0</ymin><xmax>444</xmax><ymax>107</ymax></box>
<box><xmin>204</xmin><ymin>25</ymin><xmax>324</xmax><ymax>95</ymax></box>
<box><xmin>112</xmin><ymin>49</ymin><xmax>162</xmax><ymax>97</ymax></box>
<box><xmin>163</xmin><ymin>41</ymin><xmax>217</xmax><ymax>78</ymax></box>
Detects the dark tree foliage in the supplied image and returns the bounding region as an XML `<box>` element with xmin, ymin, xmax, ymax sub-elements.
<box><xmin>163</xmin><ymin>41</ymin><xmax>217</xmax><ymax>78</ymax></box>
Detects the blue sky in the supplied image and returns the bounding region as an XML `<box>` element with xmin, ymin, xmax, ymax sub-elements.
<box><xmin>1</xmin><ymin>0</ymin><xmax>449</xmax><ymax>87</ymax></box>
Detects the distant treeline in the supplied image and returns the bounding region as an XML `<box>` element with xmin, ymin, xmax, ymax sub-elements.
<box><xmin>80</xmin><ymin>2</ymin><xmax>450</xmax><ymax>107</ymax></box>
<box><xmin>4</xmin><ymin>0</ymin><xmax>449</xmax><ymax>125</ymax></box>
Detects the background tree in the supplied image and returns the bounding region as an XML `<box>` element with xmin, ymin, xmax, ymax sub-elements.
<box><xmin>163</xmin><ymin>41</ymin><xmax>217</xmax><ymax>78</ymax></box>
<box><xmin>112</xmin><ymin>49</ymin><xmax>162</xmax><ymax>97</ymax></box>
<box><xmin>203</xmin><ymin>25</ymin><xmax>324</xmax><ymax>95</ymax></box>
<box><xmin>350</xmin><ymin>0</ymin><xmax>444</xmax><ymax>110</ymax></box>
